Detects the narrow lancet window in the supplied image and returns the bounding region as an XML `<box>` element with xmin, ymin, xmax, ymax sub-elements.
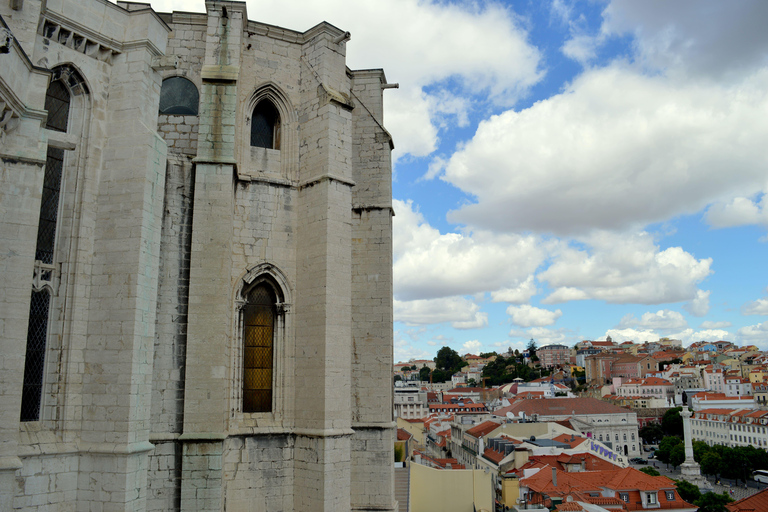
<box><xmin>242</xmin><ymin>284</ymin><xmax>275</xmax><ymax>412</ymax></box>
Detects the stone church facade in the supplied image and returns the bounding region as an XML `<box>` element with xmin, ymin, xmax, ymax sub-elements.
<box><xmin>0</xmin><ymin>0</ymin><xmax>396</xmax><ymax>510</ymax></box>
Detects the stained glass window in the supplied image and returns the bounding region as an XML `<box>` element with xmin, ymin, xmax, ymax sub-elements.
<box><xmin>242</xmin><ymin>284</ymin><xmax>275</xmax><ymax>413</ymax></box>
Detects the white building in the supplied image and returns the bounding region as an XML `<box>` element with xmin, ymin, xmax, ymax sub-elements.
<box><xmin>691</xmin><ymin>408</ymin><xmax>768</xmax><ymax>449</ymax></box>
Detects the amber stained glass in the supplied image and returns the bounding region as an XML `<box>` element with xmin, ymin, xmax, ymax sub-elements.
<box><xmin>243</xmin><ymin>285</ymin><xmax>275</xmax><ymax>412</ymax></box>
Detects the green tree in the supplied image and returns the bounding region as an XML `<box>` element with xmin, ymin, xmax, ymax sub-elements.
<box><xmin>692</xmin><ymin>440</ymin><xmax>710</xmax><ymax>463</ymax></box>
<box><xmin>694</xmin><ymin>492</ymin><xmax>733</xmax><ymax>512</ymax></box>
<box><xmin>700</xmin><ymin>451</ymin><xmax>723</xmax><ymax>478</ymax></box>
<box><xmin>527</xmin><ymin>339</ymin><xmax>538</xmax><ymax>362</ymax></box>
<box><xmin>419</xmin><ymin>366</ymin><xmax>431</xmax><ymax>382</ymax></box>
<box><xmin>656</xmin><ymin>436</ymin><xmax>682</xmax><ymax>466</ymax></box>
<box><xmin>639</xmin><ymin>423</ymin><xmax>664</xmax><ymax>444</ymax></box>
<box><xmin>639</xmin><ymin>467</ymin><xmax>660</xmax><ymax>476</ymax></box>
<box><xmin>675</xmin><ymin>480</ymin><xmax>701</xmax><ymax>504</ymax></box>
<box><xmin>662</xmin><ymin>407</ymin><xmax>684</xmax><ymax>438</ymax></box>
<box><xmin>669</xmin><ymin>443</ymin><xmax>686</xmax><ymax>468</ymax></box>
<box><xmin>434</xmin><ymin>346</ymin><xmax>464</xmax><ymax>375</ymax></box>
<box><xmin>394</xmin><ymin>375</ymin><xmax>402</xmax><ymax>382</ymax></box>
<box><xmin>431</xmin><ymin>369</ymin><xmax>449</xmax><ymax>383</ymax></box>
<box><xmin>467</xmin><ymin>378</ymin><xmax>477</xmax><ymax>387</ymax></box>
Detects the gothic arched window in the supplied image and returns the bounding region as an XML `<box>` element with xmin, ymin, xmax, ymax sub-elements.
<box><xmin>250</xmin><ymin>99</ymin><xmax>280</xmax><ymax>149</ymax></box>
<box><xmin>242</xmin><ymin>283</ymin><xmax>276</xmax><ymax>413</ymax></box>
<box><xmin>45</xmin><ymin>80</ymin><xmax>70</xmax><ymax>132</ymax></box>
<box><xmin>158</xmin><ymin>76</ymin><xmax>199</xmax><ymax>116</ymax></box>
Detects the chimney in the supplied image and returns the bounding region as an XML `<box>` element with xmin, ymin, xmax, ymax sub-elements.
<box><xmin>552</xmin><ymin>467</ymin><xmax>557</xmax><ymax>487</ymax></box>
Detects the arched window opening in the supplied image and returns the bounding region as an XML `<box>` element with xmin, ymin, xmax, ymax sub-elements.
<box><xmin>159</xmin><ymin>76</ymin><xmax>199</xmax><ymax>116</ymax></box>
<box><xmin>250</xmin><ymin>100</ymin><xmax>280</xmax><ymax>149</ymax></box>
<box><xmin>21</xmin><ymin>67</ymin><xmax>87</xmax><ymax>422</ymax></box>
<box><xmin>45</xmin><ymin>80</ymin><xmax>70</xmax><ymax>132</ymax></box>
<box><xmin>242</xmin><ymin>283</ymin><xmax>276</xmax><ymax>413</ymax></box>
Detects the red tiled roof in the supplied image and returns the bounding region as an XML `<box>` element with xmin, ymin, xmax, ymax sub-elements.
<box><xmin>466</xmin><ymin>420</ymin><xmax>501</xmax><ymax>438</ymax></box>
<box><xmin>482</xmin><ymin>447</ymin><xmax>505</xmax><ymax>464</ymax></box>
<box><xmin>555</xmin><ymin>503</ymin><xmax>585</xmax><ymax>511</ymax></box>
<box><xmin>396</xmin><ymin>428</ymin><xmax>412</xmax><ymax>441</ymax></box>
<box><xmin>493</xmin><ymin>397</ymin><xmax>631</xmax><ymax>417</ymax></box>
<box><xmin>727</xmin><ymin>487</ymin><xmax>768</xmax><ymax>512</ymax></box>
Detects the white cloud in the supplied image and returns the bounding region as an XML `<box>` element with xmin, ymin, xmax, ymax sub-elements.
<box><xmin>684</xmin><ymin>290</ymin><xmax>711</xmax><ymax>317</ymax></box>
<box><xmin>443</xmin><ymin>66</ymin><xmax>768</xmax><ymax>235</ymax></box>
<box><xmin>509</xmin><ymin>327</ymin><xmax>569</xmax><ymax>346</ymax></box>
<box><xmin>705</xmin><ymin>195</ymin><xmax>768</xmax><ymax>229</ymax></box>
<box><xmin>671</xmin><ymin>328</ymin><xmax>732</xmax><ymax>345</ymax></box>
<box><xmin>462</xmin><ymin>340</ymin><xmax>482</xmax><ymax>354</ymax></box>
<box><xmin>604</xmin><ymin>328</ymin><xmax>658</xmax><ymax>344</ymax></box>
<box><xmin>700</xmin><ymin>321</ymin><xmax>731</xmax><ymax>329</ymax></box>
<box><xmin>601</xmin><ymin>0</ymin><xmax>768</xmax><ymax>81</ymax></box>
<box><xmin>507</xmin><ymin>305</ymin><xmax>562</xmax><ymax>328</ymax></box>
<box><xmin>393</xmin><ymin>199</ymin><xmax>545</xmax><ymax>301</ymax></box>
<box><xmin>737</xmin><ymin>322</ymin><xmax>768</xmax><ymax>348</ymax></box>
<box><xmin>743</xmin><ymin>298</ymin><xmax>768</xmax><ymax>316</ymax></box>
<box><xmin>539</xmin><ymin>231</ymin><xmax>712</xmax><ymax>305</ymax></box>
<box><xmin>394</xmin><ymin>297</ymin><xmax>487</xmax><ymax>329</ymax></box>
<box><xmin>491</xmin><ymin>276</ymin><xmax>538</xmax><ymax>304</ymax></box>
<box><xmin>618</xmin><ymin>310</ymin><xmax>688</xmax><ymax>331</ymax></box>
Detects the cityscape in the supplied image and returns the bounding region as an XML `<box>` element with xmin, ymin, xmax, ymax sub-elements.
<box><xmin>394</xmin><ymin>338</ymin><xmax>768</xmax><ymax>511</ymax></box>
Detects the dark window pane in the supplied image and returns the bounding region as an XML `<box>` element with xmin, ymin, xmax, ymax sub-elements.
<box><xmin>159</xmin><ymin>77</ymin><xmax>199</xmax><ymax>115</ymax></box>
<box><xmin>45</xmin><ymin>80</ymin><xmax>70</xmax><ymax>132</ymax></box>
<box><xmin>21</xmin><ymin>290</ymin><xmax>50</xmax><ymax>421</ymax></box>
<box><xmin>35</xmin><ymin>148</ymin><xmax>64</xmax><ymax>264</ymax></box>
<box><xmin>250</xmin><ymin>100</ymin><xmax>280</xmax><ymax>149</ymax></box>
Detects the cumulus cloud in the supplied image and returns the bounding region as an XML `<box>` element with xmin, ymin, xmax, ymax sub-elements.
<box><xmin>462</xmin><ymin>340</ymin><xmax>483</xmax><ymax>354</ymax></box>
<box><xmin>604</xmin><ymin>328</ymin><xmax>658</xmax><ymax>344</ymax></box>
<box><xmin>539</xmin><ymin>231</ymin><xmax>712</xmax><ymax>305</ymax></box>
<box><xmin>618</xmin><ymin>310</ymin><xmax>688</xmax><ymax>331</ymax></box>
<box><xmin>601</xmin><ymin>0</ymin><xmax>768</xmax><ymax>81</ymax></box>
<box><xmin>668</xmin><ymin>328</ymin><xmax>730</xmax><ymax>346</ymax></box>
<box><xmin>684</xmin><ymin>290</ymin><xmax>711</xmax><ymax>317</ymax></box>
<box><xmin>443</xmin><ymin>66</ymin><xmax>768</xmax><ymax>235</ymax></box>
<box><xmin>700</xmin><ymin>321</ymin><xmax>731</xmax><ymax>329</ymax></box>
<box><xmin>705</xmin><ymin>195</ymin><xmax>768</xmax><ymax>229</ymax></box>
<box><xmin>394</xmin><ymin>297</ymin><xmax>487</xmax><ymax>329</ymax></box>
<box><xmin>737</xmin><ymin>322</ymin><xmax>768</xmax><ymax>347</ymax></box>
<box><xmin>491</xmin><ymin>276</ymin><xmax>538</xmax><ymax>304</ymax></box>
<box><xmin>742</xmin><ymin>298</ymin><xmax>768</xmax><ymax>316</ymax></box>
<box><xmin>507</xmin><ymin>305</ymin><xmax>563</xmax><ymax>328</ymax></box>
<box><xmin>393</xmin><ymin>199</ymin><xmax>545</xmax><ymax>301</ymax></box>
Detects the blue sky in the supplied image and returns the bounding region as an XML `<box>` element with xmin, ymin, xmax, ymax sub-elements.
<box><xmin>147</xmin><ymin>0</ymin><xmax>768</xmax><ymax>361</ymax></box>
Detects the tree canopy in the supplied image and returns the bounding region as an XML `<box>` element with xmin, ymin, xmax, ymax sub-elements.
<box><xmin>694</xmin><ymin>492</ymin><xmax>733</xmax><ymax>512</ymax></box>
<box><xmin>639</xmin><ymin>423</ymin><xmax>664</xmax><ymax>444</ymax></box>
<box><xmin>434</xmin><ymin>346</ymin><xmax>465</xmax><ymax>374</ymax></box>
<box><xmin>662</xmin><ymin>407</ymin><xmax>684</xmax><ymax>438</ymax></box>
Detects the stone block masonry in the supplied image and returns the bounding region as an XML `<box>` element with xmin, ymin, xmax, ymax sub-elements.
<box><xmin>1</xmin><ymin>0</ymin><xmax>397</xmax><ymax>510</ymax></box>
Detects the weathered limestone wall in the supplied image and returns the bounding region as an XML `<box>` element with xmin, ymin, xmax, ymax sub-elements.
<box><xmin>3</xmin><ymin>0</ymin><xmax>396</xmax><ymax>509</ymax></box>
<box><xmin>222</xmin><ymin>435</ymin><xmax>295</xmax><ymax>511</ymax></box>
<box><xmin>0</xmin><ymin>13</ymin><xmax>48</xmax><ymax>512</ymax></box>
<box><xmin>293</xmin><ymin>23</ymin><xmax>355</xmax><ymax>512</ymax></box>
<box><xmin>349</xmin><ymin>69</ymin><xmax>397</xmax><ymax>511</ymax></box>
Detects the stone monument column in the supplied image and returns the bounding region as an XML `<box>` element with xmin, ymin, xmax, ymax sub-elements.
<box><xmin>680</xmin><ymin>408</ymin><xmax>712</xmax><ymax>490</ymax></box>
